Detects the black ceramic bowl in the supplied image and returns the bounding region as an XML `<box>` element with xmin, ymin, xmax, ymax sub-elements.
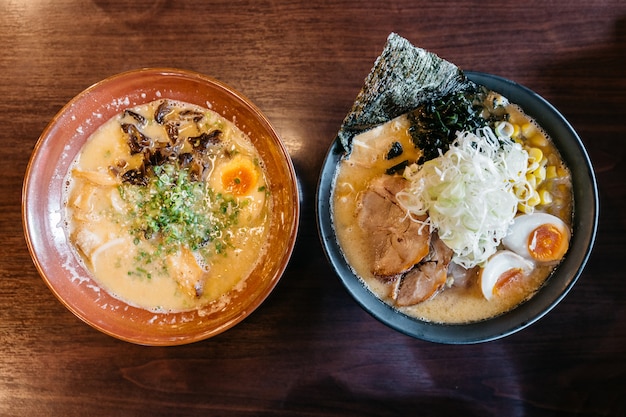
<box><xmin>316</xmin><ymin>72</ymin><xmax>598</xmax><ymax>344</ymax></box>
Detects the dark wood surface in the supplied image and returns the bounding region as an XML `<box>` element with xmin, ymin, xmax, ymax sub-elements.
<box><xmin>1</xmin><ymin>1</ymin><xmax>625</xmax><ymax>416</ymax></box>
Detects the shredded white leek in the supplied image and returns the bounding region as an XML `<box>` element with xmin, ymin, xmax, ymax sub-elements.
<box><xmin>396</xmin><ymin>127</ymin><xmax>531</xmax><ymax>268</ymax></box>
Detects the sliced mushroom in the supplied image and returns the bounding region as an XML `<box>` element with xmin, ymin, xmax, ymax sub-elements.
<box><xmin>179</xmin><ymin>109</ymin><xmax>204</xmax><ymax>123</ymax></box>
<box><xmin>121</xmin><ymin>168</ymin><xmax>148</xmax><ymax>186</ymax></box>
<box><xmin>188</xmin><ymin>130</ymin><xmax>222</xmax><ymax>153</ymax></box>
<box><xmin>122</xmin><ymin>109</ymin><xmax>147</xmax><ymax>126</ymax></box>
<box><xmin>121</xmin><ymin>123</ymin><xmax>152</xmax><ymax>155</ymax></box>
<box><xmin>154</xmin><ymin>100</ymin><xmax>174</xmax><ymax>124</ymax></box>
<box><xmin>164</xmin><ymin>121</ymin><xmax>179</xmax><ymax>143</ymax></box>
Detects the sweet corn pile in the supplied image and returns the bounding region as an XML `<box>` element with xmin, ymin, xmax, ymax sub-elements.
<box><xmin>495</xmin><ymin>120</ymin><xmax>567</xmax><ymax>214</ymax></box>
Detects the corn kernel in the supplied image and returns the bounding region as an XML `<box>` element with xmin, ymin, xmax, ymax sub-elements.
<box><xmin>533</xmin><ymin>165</ymin><xmax>547</xmax><ymax>182</ymax></box>
<box><xmin>512</xmin><ymin>124</ymin><xmax>521</xmax><ymax>138</ymax></box>
<box><xmin>521</xmin><ymin>123</ymin><xmax>536</xmax><ymax>137</ymax></box>
<box><xmin>530</xmin><ymin>134</ymin><xmax>548</xmax><ymax>147</ymax></box>
<box><xmin>518</xmin><ymin>203</ymin><xmax>533</xmax><ymax>214</ymax></box>
<box><xmin>515</xmin><ymin>186</ymin><xmax>528</xmax><ymax>200</ymax></box>
<box><xmin>539</xmin><ymin>190</ymin><xmax>553</xmax><ymax>205</ymax></box>
<box><xmin>525</xmin><ymin>173</ymin><xmax>537</xmax><ymax>189</ymax></box>
<box><xmin>527</xmin><ymin>190</ymin><xmax>541</xmax><ymax>206</ymax></box>
<box><xmin>546</xmin><ymin>165</ymin><xmax>557</xmax><ymax>179</ymax></box>
<box><xmin>528</xmin><ymin>147</ymin><xmax>543</xmax><ymax>163</ymax></box>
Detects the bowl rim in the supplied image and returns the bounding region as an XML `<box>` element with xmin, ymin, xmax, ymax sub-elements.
<box><xmin>22</xmin><ymin>67</ymin><xmax>300</xmax><ymax>345</ymax></box>
<box><xmin>316</xmin><ymin>71</ymin><xmax>599</xmax><ymax>344</ymax></box>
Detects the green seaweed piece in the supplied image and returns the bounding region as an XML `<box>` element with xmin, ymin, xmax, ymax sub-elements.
<box><xmin>336</xmin><ymin>33</ymin><xmax>476</xmax><ymax>153</ymax></box>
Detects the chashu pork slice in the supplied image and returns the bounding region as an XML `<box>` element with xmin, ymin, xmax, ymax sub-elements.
<box><xmin>395</xmin><ymin>232</ymin><xmax>454</xmax><ymax>306</ymax></box>
<box><xmin>357</xmin><ymin>175</ymin><xmax>429</xmax><ymax>278</ymax></box>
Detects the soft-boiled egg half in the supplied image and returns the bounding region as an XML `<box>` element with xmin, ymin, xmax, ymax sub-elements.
<box><xmin>502</xmin><ymin>213</ymin><xmax>570</xmax><ymax>263</ymax></box>
<box><xmin>211</xmin><ymin>154</ymin><xmax>260</xmax><ymax>197</ymax></box>
<box><xmin>480</xmin><ymin>250</ymin><xmax>534</xmax><ymax>300</ymax></box>
<box><xmin>480</xmin><ymin>212</ymin><xmax>570</xmax><ymax>300</ymax></box>
<box><xmin>210</xmin><ymin>154</ymin><xmax>267</xmax><ymax>225</ymax></box>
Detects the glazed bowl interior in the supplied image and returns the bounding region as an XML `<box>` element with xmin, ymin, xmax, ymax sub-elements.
<box><xmin>317</xmin><ymin>72</ymin><xmax>598</xmax><ymax>344</ymax></box>
<box><xmin>23</xmin><ymin>68</ymin><xmax>299</xmax><ymax>346</ymax></box>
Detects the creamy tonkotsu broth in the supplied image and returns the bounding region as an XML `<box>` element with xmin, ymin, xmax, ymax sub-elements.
<box><xmin>65</xmin><ymin>99</ymin><xmax>271</xmax><ymax>312</ymax></box>
<box><xmin>332</xmin><ymin>91</ymin><xmax>573</xmax><ymax>324</ymax></box>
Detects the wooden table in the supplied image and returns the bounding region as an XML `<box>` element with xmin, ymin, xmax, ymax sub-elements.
<box><xmin>1</xmin><ymin>1</ymin><xmax>625</xmax><ymax>415</ymax></box>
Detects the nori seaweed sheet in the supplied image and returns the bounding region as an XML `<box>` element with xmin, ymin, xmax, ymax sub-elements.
<box><xmin>336</xmin><ymin>33</ymin><xmax>477</xmax><ymax>153</ymax></box>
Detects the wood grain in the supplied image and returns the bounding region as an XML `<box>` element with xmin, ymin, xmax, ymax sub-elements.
<box><xmin>1</xmin><ymin>1</ymin><xmax>625</xmax><ymax>415</ymax></box>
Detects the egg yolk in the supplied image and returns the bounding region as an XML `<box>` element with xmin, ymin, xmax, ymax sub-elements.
<box><xmin>221</xmin><ymin>157</ymin><xmax>259</xmax><ymax>196</ymax></box>
<box><xmin>528</xmin><ymin>224</ymin><xmax>568</xmax><ymax>262</ymax></box>
<box><xmin>493</xmin><ymin>267</ymin><xmax>525</xmax><ymax>295</ymax></box>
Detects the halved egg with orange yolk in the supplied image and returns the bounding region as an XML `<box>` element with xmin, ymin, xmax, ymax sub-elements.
<box><xmin>210</xmin><ymin>154</ymin><xmax>267</xmax><ymax>226</ymax></box>
<box><xmin>212</xmin><ymin>154</ymin><xmax>260</xmax><ymax>197</ymax></box>
<box><xmin>480</xmin><ymin>250</ymin><xmax>534</xmax><ymax>300</ymax></box>
<box><xmin>502</xmin><ymin>213</ymin><xmax>570</xmax><ymax>263</ymax></box>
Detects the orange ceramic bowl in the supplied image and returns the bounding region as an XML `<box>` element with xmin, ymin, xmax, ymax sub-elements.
<box><xmin>23</xmin><ymin>68</ymin><xmax>300</xmax><ymax>345</ymax></box>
